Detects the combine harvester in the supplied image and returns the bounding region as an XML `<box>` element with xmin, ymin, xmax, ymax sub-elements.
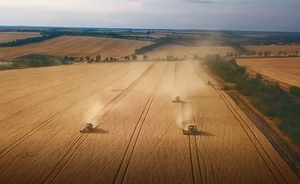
<box><xmin>80</xmin><ymin>123</ymin><xmax>96</xmax><ymax>133</ymax></box>
<box><xmin>220</xmin><ymin>85</ymin><xmax>230</xmax><ymax>90</ymax></box>
<box><xmin>172</xmin><ymin>96</ymin><xmax>182</xmax><ymax>103</ymax></box>
<box><xmin>183</xmin><ymin>125</ymin><xmax>198</xmax><ymax>135</ymax></box>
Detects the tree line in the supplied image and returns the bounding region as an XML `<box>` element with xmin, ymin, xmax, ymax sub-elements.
<box><xmin>0</xmin><ymin>30</ymin><xmax>157</xmax><ymax>48</ymax></box>
<box><xmin>54</xmin><ymin>31</ymin><xmax>156</xmax><ymax>41</ymax></box>
<box><xmin>225</xmin><ymin>50</ymin><xmax>298</xmax><ymax>58</ymax></box>
<box><xmin>0</xmin><ymin>32</ymin><xmax>64</xmax><ymax>47</ymax></box>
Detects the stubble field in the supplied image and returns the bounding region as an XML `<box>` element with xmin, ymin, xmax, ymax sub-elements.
<box><xmin>0</xmin><ymin>36</ymin><xmax>152</xmax><ymax>60</ymax></box>
<box><xmin>146</xmin><ymin>44</ymin><xmax>236</xmax><ymax>59</ymax></box>
<box><xmin>237</xmin><ymin>58</ymin><xmax>300</xmax><ymax>89</ymax></box>
<box><xmin>0</xmin><ymin>61</ymin><xmax>299</xmax><ymax>184</ymax></box>
<box><xmin>0</xmin><ymin>32</ymin><xmax>40</xmax><ymax>43</ymax></box>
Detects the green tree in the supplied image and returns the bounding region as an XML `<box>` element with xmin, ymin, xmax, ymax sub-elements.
<box><xmin>85</xmin><ymin>56</ymin><xmax>90</xmax><ymax>61</ymax></box>
<box><xmin>96</xmin><ymin>55</ymin><xmax>101</xmax><ymax>62</ymax></box>
<box><xmin>251</xmin><ymin>51</ymin><xmax>256</xmax><ymax>57</ymax></box>
<box><xmin>256</xmin><ymin>73</ymin><xmax>262</xmax><ymax>80</ymax></box>
<box><xmin>289</xmin><ymin>86</ymin><xmax>300</xmax><ymax>97</ymax></box>
<box><xmin>69</xmin><ymin>57</ymin><xmax>75</xmax><ymax>61</ymax></box>
<box><xmin>64</xmin><ymin>56</ymin><xmax>69</xmax><ymax>60</ymax></box>
<box><xmin>143</xmin><ymin>55</ymin><xmax>148</xmax><ymax>60</ymax></box>
<box><xmin>80</xmin><ymin>57</ymin><xmax>84</xmax><ymax>62</ymax></box>
<box><xmin>132</xmin><ymin>55</ymin><xmax>137</xmax><ymax>60</ymax></box>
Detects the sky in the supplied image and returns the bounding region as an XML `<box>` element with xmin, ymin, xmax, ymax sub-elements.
<box><xmin>0</xmin><ymin>0</ymin><xmax>299</xmax><ymax>32</ymax></box>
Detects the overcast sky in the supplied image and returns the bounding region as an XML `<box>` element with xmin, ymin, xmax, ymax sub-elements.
<box><xmin>0</xmin><ymin>0</ymin><xmax>299</xmax><ymax>31</ymax></box>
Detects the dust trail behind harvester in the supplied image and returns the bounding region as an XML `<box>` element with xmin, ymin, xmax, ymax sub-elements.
<box><xmin>83</xmin><ymin>102</ymin><xmax>104</xmax><ymax>125</ymax></box>
<box><xmin>182</xmin><ymin>103</ymin><xmax>193</xmax><ymax>129</ymax></box>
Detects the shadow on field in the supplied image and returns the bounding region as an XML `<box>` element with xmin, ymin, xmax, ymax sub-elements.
<box><xmin>183</xmin><ymin>130</ymin><xmax>214</xmax><ymax>136</ymax></box>
<box><xmin>197</xmin><ymin>131</ymin><xmax>214</xmax><ymax>136</ymax></box>
<box><xmin>89</xmin><ymin>129</ymin><xmax>109</xmax><ymax>134</ymax></box>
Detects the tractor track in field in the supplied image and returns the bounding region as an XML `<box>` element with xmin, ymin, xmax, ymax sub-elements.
<box><xmin>216</xmin><ymin>86</ymin><xmax>287</xmax><ymax>184</ymax></box>
<box><xmin>112</xmin><ymin>63</ymin><xmax>167</xmax><ymax>184</ymax></box>
<box><xmin>175</xmin><ymin>61</ymin><xmax>207</xmax><ymax>184</ymax></box>
<box><xmin>190</xmin><ymin>103</ymin><xmax>207</xmax><ymax>184</ymax></box>
<box><xmin>0</xmin><ymin>63</ymin><xmax>150</xmax><ymax>160</ymax></box>
<box><xmin>192</xmin><ymin>100</ymin><xmax>217</xmax><ymax>184</ymax></box>
<box><xmin>41</xmin><ymin>63</ymin><xmax>156</xmax><ymax>184</ymax></box>
<box><xmin>187</xmin><ymin>135</ymin><xmax>197</xmax><ymax>184</ymax></box>
<box><xmin>175</xmin><ymin>62</ymin><xmax>200</xmax><ymax>184</ymax></box>
<box><xmin>193</xmin><ymin>63</ymin><xmax>289</xmax><ymax>183</ymax></box>
<box><xmin>0</xmin><ymin>66</ymin><xmax>114</xmax><ymax>105</ymax></box>
<box><xmin>228</xmin><ymin>93</ymin><xmax>300</xmax><ymax>176</ymax></box>
<box><xmin>0</xmin><ymin>65</ymin><xmax>129</xmax><ymax>125</ymax></box>
<box><xmin>188</xmin><ymin>135</ymin><xmax>204</xmax><ymax>184</ymax></box>
<box><xmin>200</xmin><ymin>61</ymin><xmax>300</xmax><ymax>179</ymax></box>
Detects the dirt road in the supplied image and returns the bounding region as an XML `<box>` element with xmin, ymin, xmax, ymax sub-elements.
<box><xmin>0</xmin><ymin>62</ymin><xmax>299</xmax><ymax>184</ymax></box>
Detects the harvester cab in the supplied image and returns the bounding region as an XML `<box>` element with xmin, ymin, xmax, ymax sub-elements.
<box><xmin>172</xmin><ymin>96</ymin><xmax>181</xmax><ymax>103</ymax></box>
<box><xmin>80</xmin><ymin>123</ymin><xmax>95</xmax><ymax>133</ymax></box>
<box><xmin>183</xmin><ymin>125</ymin><xmax>198</xmax><ymax>135</ymax></box>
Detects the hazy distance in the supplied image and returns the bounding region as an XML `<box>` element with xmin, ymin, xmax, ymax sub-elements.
<box><xmin>0</xmin><ymin>0</ymin><xmax>299</xmax><ymax>32</ymax></box>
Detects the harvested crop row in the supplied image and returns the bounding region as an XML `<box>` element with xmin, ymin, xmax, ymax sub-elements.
<box><xmin>0</xmin><ymin>61</ymin><xmax>298</xmax><ymax>184</ymax></box>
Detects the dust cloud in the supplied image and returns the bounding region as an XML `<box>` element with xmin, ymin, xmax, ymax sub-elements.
<box><xmin>83</xmin><ymin>102</ymin><xmax>104</xmax><ymax>125</ymax></box>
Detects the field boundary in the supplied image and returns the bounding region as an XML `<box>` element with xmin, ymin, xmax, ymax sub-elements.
<box><xmin>202</xmin><ymin>63</ymin><xmax>300</xmax><ymax>179</ymax></box>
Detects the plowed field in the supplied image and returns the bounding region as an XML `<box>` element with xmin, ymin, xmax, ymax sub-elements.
<box><xmin>0</xmin><ymin>36</ymin><xmax>152</xmax><ymax>59</ymax></box>
<box><xmin>0</xmin><ymin>62</ymin><xmax>299</xmax><ymax>184</ymax></box>
<box><xmin>238</xmin><ymin>58</ymin><xmax>300</xmax><ymax>88</ymax></box>
<box><xmin>146</xmin><ymin>44</ymin><xmax>236</xmax><ymax>59</ymax></box>
<box><xmin>0</xmin><ymin>32</ymin><xmax>40</xmax><ymax>43</ymax></box>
